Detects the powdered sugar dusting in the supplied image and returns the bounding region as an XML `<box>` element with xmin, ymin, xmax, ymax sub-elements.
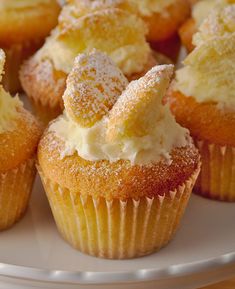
<box><xmin>50</xmin><ymin>62</ymin><xmax>190</xmax><ymax>166</ymax></box>
<box><xmin>63</xmin><ymin>49</ymin><xmax>128</xmax><ymax>127</ymax></box>
<box><xmin>193</xmin><ymin>4</ymin><xmax>235</xmax><ymax>46</ymax></box>
<box><xmin>112</xmin><ymin>65</ymin><xmax>173</xmax><ymax>117</ymax></box>
<box><xmin>106</xmin><ymin>65</ymin><xmax>175</xmax><ymax>139</ymax></box>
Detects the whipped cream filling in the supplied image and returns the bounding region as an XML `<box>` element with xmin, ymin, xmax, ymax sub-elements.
<box><xmin>192</xmin><ymin>0</ymin><xmax>234</xmax><ymax>27</ymax></box>
<box><xmin>37</xmin><ymin>35</ymin><xmax>77</xmax><ymax>74</ymax></box>
<box><xmin>175</xmin><ymin>63</ymin><xmax>235</xmax><ymax>109</ymax></box>
<box><xmin>50</xmin><ymin>109</ymin><xmax>189</xmax><ymax>165</ymax></box>
<box><xmin>193</xmin><ymin>4</ymin><xmax>235</xmax><ymax>46</ymax></box>
<box><xmin>0</xmin><ymin>89</ymin><xmax>21</xmax><ymax>133</ymax></box>
<box><xmin>39</xmin><ymin>37</ymin><xmax>150</xmax><ymax>77</ymax></box>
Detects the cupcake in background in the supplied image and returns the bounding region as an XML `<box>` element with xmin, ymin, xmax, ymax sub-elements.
<box><xmin>67</xmin><ymin>0</ymin><xmax>190</xmax><ymax>61</ymax></box>
<box><xmin>130</xmin><ymin>0</ymin><xmax>190</xmax><ymax>61</ymax></box>
<box><xmin>20</xmin><ymin>1</ymin><xmax>158</xmax><ymax>124</ymax></box>
<box><xmin>0</xmin><ymin>50</ymin><xmax>42</xmax><ymax>230</ymax></box>
<box><xmin>37</xmin><ymin>50</ymin><xmax>200</xmax><ymax>259</ymax></box>
<box><xmin>179</xmin><ymin>0</ymin><xmax>235</xmax><ymax>52</ymax></box>
<box><xmin>168</xmin><ymin>5</ymin><xmax>235</xmax><ymax>201</ymax></box>
<box><xmin>0</xmin><ymin>0</ymin><xmax>61</xmax><ymax>93</ymax></box>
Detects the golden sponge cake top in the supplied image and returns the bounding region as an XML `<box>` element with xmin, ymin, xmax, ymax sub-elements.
<box><xmin>36</xmin><ymin>2</ymin><xmax>151</xmax><ymax>77</ymax></box>
<box><xmin>63</xmin><ymin>49</ymin><xmax>128</xmax><ymax>127</ymax></box>
<box><xmin>0</xmin><ymin>0</ymin><xmax>61</xmax><ymax>45</ymax></box>
<box><xmin>193</xmin><ymin>4</ymin><xmax>235</xmax><ymax>45</ymax></box>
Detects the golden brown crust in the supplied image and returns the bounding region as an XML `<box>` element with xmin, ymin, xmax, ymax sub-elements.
<box><xmin>144</xmin><ymin>0</ymin><xmax>190</xmax><ymax>42</ymax></box>
<box><xmin>64</xmin><ymin>0</ymin><xmax>190</xmax><ymax>43</ymax></box>
<box><xmin>178</xmin><ymin>18</ymin><xmax>196</xmax><ymax>52</ymax></box>
<box><xmin>168</xmin><ymin>90</ymin><xmax>235</xmax><ymax>146</ymax></box>
<box><xmin>38</xmin><ymin>129</ymin><xmax>200</xmax><ymax>200</ymax></box>
<box><xmin>0</xmin><ymin>0</ymin><xmax>61</xmax><ymax>46</ymax></box>
<box><xmin>0</xmin><ymin>107</ymin><xmax>42</xmax><ymax>172</ymax></box>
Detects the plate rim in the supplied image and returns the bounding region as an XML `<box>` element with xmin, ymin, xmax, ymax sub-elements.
<box><xmin>0</xmin><ymin>251</ymin><xmax>235</xmax><ymax>284</ymax></box>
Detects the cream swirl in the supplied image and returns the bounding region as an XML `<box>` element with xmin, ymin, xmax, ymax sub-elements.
<box><xmin>50</xmin><ymin>51</ymin><xmax>189</xmax><ymax>165</ymax></box>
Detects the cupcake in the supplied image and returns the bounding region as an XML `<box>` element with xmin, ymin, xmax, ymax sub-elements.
<box><xmin>168</xmin><ymin>6</ymin><xmax>235</xmax><ymax>201</ymax></box>
<box><xmin>0</xmin><ymin>0</ymin><xmax>61</xmax><ymax>93</ymax></box>
<box><xmin>129</xmin><ymin>0</ymin><xmax>190</xmax><ymax>61</ymax></box>
<box><xmin>179</xmin><ymin>0</ymin><xmax>234</xmax><ymax>52</ymax></box>
<box><xmin>20</xmin><ymin>2</ymin><xmax>159</xmax><ymax>125</ymax></box>
<box><xmin>37</xmin><ymin>50</ymin><xmax>200</xmax><ymax>259</ymax></box>
<box><xmin>0</xmin><ymin>50</ymin><xmax>42</xmax><ymax>230</ymax></box>
<box><xmin>67</xmin><ymin>0</ymin><xmax>190</xmax><ymax>61</ymax></box>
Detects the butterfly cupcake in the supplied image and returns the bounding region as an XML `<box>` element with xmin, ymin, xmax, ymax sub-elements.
<box><xmin>20</xmin><ymin>1</ymin><xmax>159</xmax><ymax>124</ymax></box>
<box><xmin>168</xmin><ymin>5</ymin><xmax>235</xmax><ymax>201</ymax></box>
<box><xmin>38</xmin><ymin>50</ymin><xmax>200</xmax><ymax>258</ymax></box>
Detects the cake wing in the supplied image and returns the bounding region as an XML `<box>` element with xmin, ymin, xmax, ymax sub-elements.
<box><xmin>63</xmin><ymin>50</ymin><xmax>128</xmax><ymax>127</ymax></box>
<box><xmin>106</xmin><ymin>64</ymin><xmax>174</xmax><ymax>141</ymax></box>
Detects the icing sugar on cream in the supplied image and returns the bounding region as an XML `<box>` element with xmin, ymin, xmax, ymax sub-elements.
<box><xmin>50</xmin><ymin>51</ymin><xmax>190</xmax><ymax>165</ymax></box>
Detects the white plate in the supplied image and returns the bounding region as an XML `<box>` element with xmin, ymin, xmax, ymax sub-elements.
<box><xmin>0</xmin><ymin>176</ymin><xmax>235</xmax><ymax>289</ymax></box>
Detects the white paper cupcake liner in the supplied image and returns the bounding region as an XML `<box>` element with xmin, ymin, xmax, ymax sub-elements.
<box><xmin>195</xmin><ymin>140</ymin><xmax>235</xmax><ymax>201</ymax></box>
<box><xmin>29</xmin><ymin>97</ymin><xmax>62</xmax><ymax>125</ymax></box>
<box><xmin>38</xmin><ymin>165</ymin><xmax>200</xmax><ymax>259</ymax></box>
<box><xmin>0</xmin><ymin>158</ymin><xmax>36</xmax><ymax>230</ymax></box>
